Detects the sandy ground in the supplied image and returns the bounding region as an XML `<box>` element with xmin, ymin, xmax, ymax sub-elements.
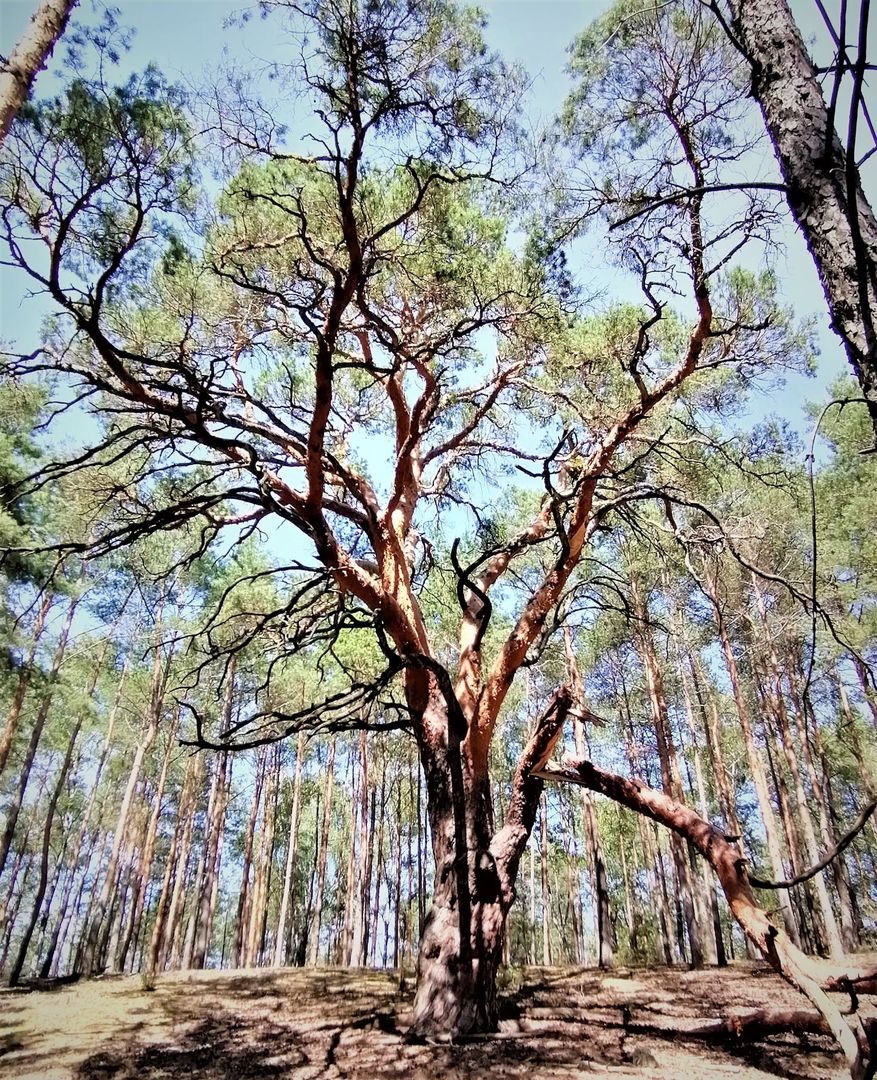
<box><xmin>0</xmin><ymin>962</ymin><xmax>860</xmax><ymax>1079</ymax></box>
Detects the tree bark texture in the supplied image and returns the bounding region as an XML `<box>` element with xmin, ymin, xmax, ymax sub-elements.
<box><xmin>0</xmin><ymin>1</ymin><xmax>79</xmax><ymax>145</ymax></box>
<box><xmin>731</xmin><ymin>0</ymin><xmax>877</xmax><ymax>438</ymax></box>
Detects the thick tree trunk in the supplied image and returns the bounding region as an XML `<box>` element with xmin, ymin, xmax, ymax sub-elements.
<box><xmin>410</xmin><ymin>730</ymin><xmax>504</xmax><ymax>1033</ymax></box>
<box><xmin>730</xmin><ymin>0</ymin><xmax>877</xmax><ymax>438</ymax></box>
<box><xmin>409</xmin><ymin>687</ymin><xmax>568</xmax><ymax>1037</ymax></box>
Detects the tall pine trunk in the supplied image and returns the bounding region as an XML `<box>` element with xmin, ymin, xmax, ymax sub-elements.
<box><xmin>563</xmin><ymin>625</ymin><xmax>613</xmax><ymax>967</ymax></box>
<box><xmin>0</xmin><ymin>592</ymin><xmax>78</xmax><ymax>878</ymax></box>
<box><xmin>631</xmin><ymin>575</ymin><xmax>708</xmax><ymax>966</ymax></box>
<box><xmin>730</xmin><ymin>0</ymin><xmax>877</xmax><ymax>436</ymax></box>
<box><xmin>701</xmin><ymin>563</ymin><xmax>801</xmax><ymax>944</ymax></box>
<box><xmin>273</xmin><ymin>731</ymin><xmax>305</xmax><ymax>968</ymax></box>
<box><xmin>0</xmin><ymin>591</ymin><xmax>53</xmax><ymax>776</ymax></box>
<box><xmin>307</xmin><ymin>738</ymin><xmax>336</xmax><ymax>965</ymax></box>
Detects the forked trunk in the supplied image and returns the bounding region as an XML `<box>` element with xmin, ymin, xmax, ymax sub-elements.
<box><xmin>410</xmin><ymin>739</ymin><xmax>504</xmax><ymax>1034</ymax></box>
<box><xmin>409</xmin><ymin>689</ymin><xmax>554</xmax><ymax>1036</ymax></box>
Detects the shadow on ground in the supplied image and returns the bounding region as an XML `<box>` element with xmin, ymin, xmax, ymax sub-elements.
<box><xmin>0</xmin><ymin>963</ymin><xmax>856</xmax><ymax>1079</ymax></box>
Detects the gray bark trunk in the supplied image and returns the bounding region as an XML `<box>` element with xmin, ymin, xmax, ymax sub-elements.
<box><xmin>731</xmin><ymin>0</ymin><xmax>877</xmax><ymax>438</ymax></box>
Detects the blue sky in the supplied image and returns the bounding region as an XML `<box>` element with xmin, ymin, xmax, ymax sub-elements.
<box><xmin>1</xmin><ymin>0</ymin><xmax>873</xmax><ymax>437</ymax></box>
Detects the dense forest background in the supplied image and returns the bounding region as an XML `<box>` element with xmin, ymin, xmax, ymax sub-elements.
<box><xmin>1</xmin><ymin>375</ymin><xmax>874</xmax><ymax>983</ymax></box>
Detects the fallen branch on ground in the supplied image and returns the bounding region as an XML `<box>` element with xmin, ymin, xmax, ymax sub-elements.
<box><xmin>533</xmin><ymin>755</ymin><xmax>877</xmax><ymax>1080</ymax></box>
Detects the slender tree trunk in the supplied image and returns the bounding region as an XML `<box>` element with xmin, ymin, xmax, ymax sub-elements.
<box><xmin>145</xmin><ymin>752</ymin><xmax>197</xmax><ymax>981</ymax></box>
<box><xmin>360</xmin><ymin>785</ymin><xmax>377</xmax><ymax>962</ymax></box>
<box><xmin>234</xmin><ymin>745</ymin><xmax>266</xmax><ymax>967</ymax></box>
<box><xmin>80</xmin><ymin>597</ymin><xmax>172</xmax><ymax>976</ymax></box>
<box><xmin>192</xmin><ymin>750</ymin><xmax>231</xmax><ymax>969</ymax></box>
<box><xmin>539</xmin><ymin>792</ymin><xmax>552</xmax><ymax>964</ymax></box>
<box><xmin>0</xmin><ymin>816</ymin><xmax>33</xmax><ymax>955</ymax></box>
<box><xmin>0</xmin><ymin>592</ymin><xmax>78</xmax><ymax>879</ymax></box>
<box><xmin>405</xmin><ymin>761</ymin><xmax>415</xmax><ymax>966</ymax></box>
<box><xmin>730</xmin><ymin>0</ymin><xmax>877</xmax><ymax>437</ymax></box>
<box><xmin>562</xmin><ymin>624</ymin><xmax>614</xmax><ymax>967</ymax></box>
<box><xmin>617</xmin><ymin>806</ymin><xmax>639</xmax><ymax>956</ymax></box>
<box><xmin>70</xmin><ymin>820</ymin><xmax>113</xmax><ymax>975</ymax></box>
<box><xmin>182</xmin><ymin>748</ymin><xmax>226</xmax><ymax>970</ymax></box>
<box><xmin>247</xmin><ymin>744</ymin><xmax>279</xmax><ymax>966</ymax></box>
<box><xmin>307</xmin><ymin>738</ymin><xmax>336</xmax><ymax>966</ymax></box>
<box><xmin>255</xmin><ymin>748</ymin><xmax>280</xmax><ymax>964</ymax></box>
<box><xmin>673</xmin><ymin>614</ymin><xmax>725</xmax><ymax>966</ymax></box>
<box><xmin>8</xmin><ymin>685</ymin><xmax>86</xmax><ymax>984</ymax></box>
<box><xmin>631</xmin><ymin>574</ymin><xmax>706</xmax><ymax>966</ymax></box>
<box><xmin>749</xmin><ymin>587</ymin><xmax>844</xmax><ymax>957</ymax></box>
<box><xmin>0</xmin><ymin>854</ymin><xmax>34</xmax><ymax>971</ymax></box>
<box><xmin>79</xmin><ymin>721</ymin><xmax>157</xmax><ymax>974</ymax></box>
<box><xmin>700</xmin><ymin>562</ymin><xmax>801</xmax><ymax>944</ymax></box>
<box><xmin>38</xmin><ymin>661</ymin><xmax>125</xmax><ymax>979</ymax></box>
<box><xmin>350</xmin><ymin>730</ymin><xmax>370</xmax><ymax>966</ymax></box>
<box><xmin>0</xmin><ymin>591</ymin><xmax>52</xmax><ymax>776</ymax></box>
<box><xmin>852</xmin><ymin>655</ymin><xmax>877</xmax><ymax>730</ymax></box>
<box><xmin>369</xmin><ymin>754</ymin><xmax>387</xmax><ymax>967</ymax></box>
<box><xmin>273</xmin><ymin>731</ymin><xmax>305</xmax><ymax>968</ymax></box>
<box><xmin>116</xmin><ymin>709</ymin><xmax>180</xmax><ymax>973</ymax></box>
<box><xmin>621</xmin><ymin>670</ymin><xmax>674</xmax><ymax>963</ymax></box>
<box><xmin>393</xmin><ymin>770</ymin><xmax>403</xmax><ymax>969</ymax></box>
<box><xmin>339</xmin><ymin>746</ymin><xmax>359</xmax><ymax>966</ymax></box>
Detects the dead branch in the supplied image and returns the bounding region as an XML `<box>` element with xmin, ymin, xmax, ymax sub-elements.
<box><xmin>749</xmin><ymin>799</ymin><xmax>877</xmax><ymax>890</ymax></box>
<box><xmin>534</xmin><ymin>752</ymin><xmax>877</xmax><ymax>1080</ymax></box>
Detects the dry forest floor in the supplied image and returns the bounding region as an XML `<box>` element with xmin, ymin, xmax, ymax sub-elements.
<box><xmin>2</xmin><ymin>959</ymin><xmax>873</xmax><ymax>1080</ymax></box>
